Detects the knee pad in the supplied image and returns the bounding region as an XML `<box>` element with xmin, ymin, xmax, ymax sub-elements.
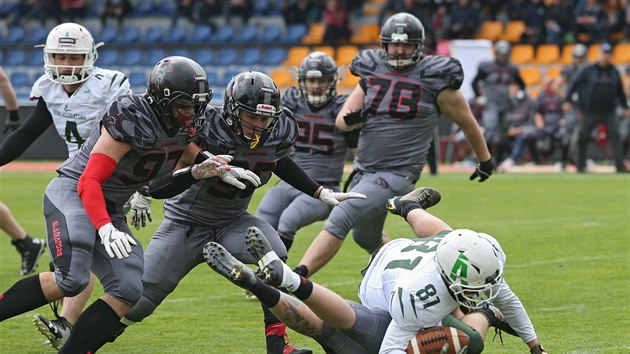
<box><xmin>352</xmin><ymin>232</ymin><xmax>382</xmax><ymax>252</ymax></box>
<box><xmin>59</xmin><ymin>278</ymin><xmax>90</xmax><ymax>297</ymax></box>
<box><xmin>111</xmin><ymin>276</ymin><xmax>143</xmax><ymax>306</ymax></box>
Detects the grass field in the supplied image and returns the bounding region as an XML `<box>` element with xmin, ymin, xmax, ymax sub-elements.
<box><xmin>0</xmin><ymin>169</ymin><xmax>628</xmax><ymax>353</ymax></box>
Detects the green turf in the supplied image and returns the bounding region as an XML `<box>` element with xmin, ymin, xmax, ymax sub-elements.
<box><xmin>0</xmin><ymin>171</ymin><xmax>628</xmax><ymax>353</ymax></box>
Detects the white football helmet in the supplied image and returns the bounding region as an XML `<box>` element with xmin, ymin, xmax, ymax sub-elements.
<box><xmin>435</xmin><ymin>229</ymin><xmax>503</xmax><ymax>309</ymax></box>
<box><xmin>37</xmin><ymin>23</ymin><xmax>103</xmax><ymax>85</ymax></box>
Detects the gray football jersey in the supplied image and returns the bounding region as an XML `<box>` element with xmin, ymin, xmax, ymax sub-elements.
<box><xmin>283</xmin><ymin>86</ymin><xmax>349</xmax><ymax>185</ymax></box>
<box><xmin>349</xmin><ymin>49</ymin><xmax>463</xmax><ymax>179</ymax></box>
<box><xmin>163</xmin><ymin>106</ymin><xmax>299</xmax><ymax>225</ymax></box>
<box><xmin>474</xmin><ymin>60</ymin><xmax>521</xmax><ymax>108</ymax></box>
<box><xmin>57</xmin><ymin>94</ymin><xmax>192</xmax><ymax>206</ymax></box>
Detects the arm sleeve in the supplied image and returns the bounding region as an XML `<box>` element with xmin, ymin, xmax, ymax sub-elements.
<box><xmin>0</xmin><ymin>97</ymin><xmax>52</xmax><ymax>167</ymax></box>
<box><xmin>514</xmin><ymin>70</ymin><xmax>526</xmax><ymax>90</ymax></box>
<box><xmin>273</xmin><ymin>155</ymin><xmax>321</xmax><ymax>197</ymax></box>
<box><xmin>492</xmin><ymin>280</ymin><xmax>538</xmax><ymax>344</ymax></box>
<box><xmin>77</xmin><ymin>153</ymin><xmax>118</xmax><ymax>229</ymax></box>
<box><xmin>147</xmin><ymin>166</ymin><xmax>197</xmax><ymax>199</ymax></box>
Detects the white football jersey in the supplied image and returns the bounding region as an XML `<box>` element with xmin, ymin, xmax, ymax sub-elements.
<box><xmin>30</xmin><ymin>67</ymin><xmax>131</xmax><ymax>157</ymax></box>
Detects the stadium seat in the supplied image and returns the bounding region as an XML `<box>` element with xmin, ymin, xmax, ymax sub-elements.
<box><xmin>118</xmin><ymin>26</ymin><xmax>141</xmax><ymax>44</ymax></box>
<box><xmin>535</xmin><ymin>44</ymin><xmax>560</xmax><ymax>65</ymax></box>
<box><xmin>336</xmin><ymin>45</ymin><xmax>359</xmax><ymax>66</ymax></box>
<box><xmin>270</xmin><ymin>68</ymin><xmax>295</xmax><ymax>87</ymax></box>
<box><xmin>119</xmin><ymin>49</ymin><xmax>143</xmax><ymax>67</ymax></box>
<box><xmin>193</xmin><ymin>49</ymin><xmax>214</xmax><ymax>67</ymax></box>
<box><xmin>261</xmin><ymin>25</ymin><xmax>282</xmax><ymax>44</ymax></box>
<box><xmin>338</xmin><ymin>72</ymin><xmax>361</xmax><ymax>88</ymax></box>
<box><xmin>560</xmin><ymin>44</ymin><xmax>575</xmax><ymax>66</ymax></box>
<box><xmin>519</xmin><ymin>67</ymin><xmax>542</xmax><ymax>86</ymax></box>
<box><xmin>146</xmin><ymin>48</ymin><xmax>166</xmax><ymax>66</ymax></box>
<box><xmin>510</xmin><ymin>44</ymin><xmax>534</xmax><ymax>65</ymax></box>
<box><xmin>132</xmin><ymin>1</ymin><xmax>153</xmax><ymax>16</ymax></box>
<box><xmin>155</xmin><ymin>1</ymin><xmax>176</xmax><ymax>15</ymax></box>
<box><xmin>4</xmin><ymin>26</ymin><xmax>25</xmax><ymax>45</ymax></box>
<box><xmin>165</xmin><ymin>26</ymin><xmax>188</xmax><ymax>43</ymax></box>
<box><xmin>284</xmin><ymin>46</ymin><xmax>310</xmax><ymax>67</ymax></box>
<box><xmin>170</xmin><ymin>48</ymin><xmax>190</xmax><ymax>58</ymax></box>
<box><xmin>252</xmin><ymin>0</ymin><xmax>271</xmax><ymax>16</ymax></box>
<box><xmin>544</xmin><ymin>66</ymin><xmax>562</xmax><ymax>79</ymax></box>
<box><xmin>475</xmin><ymin>21</ymin><xmax>503</xmax><ymax>41</ymax></box>
<box><xmin>98</xmin><ymin>49</ymin><xmax>118</xmax><ymax>67</ymax></box>
<box><xmin>302</xmin><ymin>23</ymin><xmax>325</xmax><ymax>45</ymax></box>
<box><xmin>5</xmin><ymin>49</ymin><xmax>26</xmax><ymax>67</ymax></box>
<box><xmin>283</xmin><ymin>24</ymin><xmax>308</xmax><ymax>44</ymax></box>
<box><xmin>98</xmin><ymin>26</ymin><xmax>118</xmax><ymax>44</ymax></box>
<box><xmin>237</xmin><ymin>48</ymin><xmax>261</xmax><ymax>66</ymax></box>
<box><xmin>211</xmin><ymin>91</ymin><xmax>223</xmax><ymax>104</ymax></box>
<box><xmin>611</xmin><ymin>43</ymin><xmax>630</xmax><ymax>64</ymax></box>
<box><xmin>10</xmin><ymin>72</ymin><xmax>31</xmax><ymax>88</ymax></box>
<box><xmin>206</xmin><ymin>71</ymin><xmax>218</xmax><ymax>86</ymax></box>
<box><xmin>527</xmin><ymin>86</ymin><xmax>540</xmax><ymax>98</ymax></box>
<box><xmin>222</xmin><ymin>70</ymin><xmax>241</xmax><ymax>87</ymax></box>
<box><xmin>28</xmin><ymin>50</ymin><xmax>44</xmax><ymax>67</ymax></box>
<box><xmin>236</xmin><ymin>25</ymin><xmax>259</xmax><ymax>43</ymax></box>
<box><xmin>209</xmin><ymin>26</ymin><xmax>235</xmax><ymax>44</ymax></box>
<box><xmin>144</xmin><ymin>26</ymin><xmax>165</xmax><ymax>44</ymax></box>
<box><xmin>587</xmin><ymin>43</ymin><xmax>602</xmax><ymax>62</ymax></box>
<box><xmin>128</xmin><ymin>71</ymin><xmax>148</xmax><ymax>87</ymax></box>
<box><xmin>500</xmin><ymin>21</ymin><xmax>525</xmax><ymax>42</ymax></box>
<box><xmin>260</xmin><ymin>48</ymin><xmax>287</xmax><ymax>66</ymax></box>
<box><xmin>314</xmin><ymin>46</ymin><xmax>335</xmax><ymax>59</ymax></box>
<box><xmin>212</xmin><ymin>48</ymin><xmax>238</xmax><ymax>66</ymax></box>
<box><xmin>350</xmin><ymin>23</ymin><xmax>380</xmax><ymax>44</ymax></box>
<box><xmin>27</xmin><ymin>26</ymin><xmax>48</xmax><ymax>45</ymax></box>
<box><xmin>190</xmin><ymin>25</ymin><xmax>212</xmax><ymax>43</ymax></box>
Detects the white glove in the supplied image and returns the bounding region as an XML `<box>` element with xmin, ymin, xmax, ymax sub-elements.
<box><xmin>219</xmin><ymin>167</ymin><xmax>261</xmax><ymax>189</ymax></box>
<box><xmin>318</xmin><ymin>188</ymin><xmax>366</xmax><ymax>206</ymax></box>
<box><xmin>98</xmin><ymin>223</ymin><xmax>138</xmax><ymax>259</ymax></box>
<box><xmin>128</xmin><ymin>191</ymin><xmax>152</xmax><ymax>230</ymax></box>
<box><xmin>476</xmin><ymin>95</ymin><xmax>487</xmax><ymax>106</ymax></box>
<box><xmin>192</xmin><ymin>154</ymin><xmax>233</xmax><ymax>179</ymax></box>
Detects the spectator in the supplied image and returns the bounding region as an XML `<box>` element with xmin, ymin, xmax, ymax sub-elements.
<box><xmin>60</xmin><ymin>0</ymin><xmax>86</xmax><ymax>22</ymax></box>
<box><xmin>322</xmin><ymin>0</ymin><xmax>351</xmax><ymax>46</ymax></box>
<box><xmin>497</xmin><ymin>86</ymin><xmax>540</xmax><ymax>171</ymax></box>
<box><xmin>431</xmin><ymin>4</ymin><xmax>451</xmax><ymax>41</ymax></box>
<box><xmin>379</xmin><ymin>0</ymin><xmax>427</xmax><ymax>28</ymax></box>
<box><xmin>99</xmin><ymin>0</ymin><xmax>132</xmax><ymax>31</ymax></box>
<box><xmin>227</xmin><ymin>0</ymin><xmax>251</xmax><ymax>25</ymax></box>
<box><xmin>1</xmin><ymin>0</ymin><xmax>34</xmax><ymax>27</ymax></box>
<box><xmin>544</xmin><ymin>0</ymin><xmax>572</xmax><ymax>45</ymax></box>
<box><xmin>505</xmin><ymin>0</ymin><xmax>527</xmax><ymax>21</ymax></box>
<box><xmin>26</xmin><ymin>0</ymin><xmax>62</xmax><ymax>27</ymax></box>
<box><xmin>171</xmin><ymin>0</ymin><xmax>196</xmax><ymax>28</ymax></box>
<box><xmin>565</xmin><ymin>43</ymin><xmax>630</xmax><ymax>173</ymax></box>
<box><xmin>194</xmin><ymin>0</ymin><xmax>222</xmax><ymax>27</ymax></box>
<box><xmin>534</xmin><ymin>78</ymin><xmax>570</xmax><ymax>169</ymax></box>
<box><xmin>573</xmin><ymin>0</ymin><xmax>605</xmax><ymax>43</ymax></box>
<box><xmin>602</xmin><ymin>0</ymin><xmax>625</xmax><ymax>42</ymax></box>
<box><xmin>448</xmin><ymin>0</ymin><xmax>479</xmax><ymax>40</ymax></box>
<box><xmin>522</xmin><ymin>0</ymin><xmax>546</xmax><ymax>45</ymax></box>
<box><xmin>282</xmin><ymin>0</ymin><xmax>315</xmax><ymax>25</ymax></box>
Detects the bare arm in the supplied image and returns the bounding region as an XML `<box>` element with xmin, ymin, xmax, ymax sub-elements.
<box><xmin>90</xmin><ymin>125</ymin><xmax>132</xmax><ymax>161</ymax></box>
<box><xmin>335</xmin><ymin>84</ymin><xmax>365</xmax><ymax>131</ymax></box>
<box><xmin>0</xmin><ymin>67</ymin><xmax>18</xmax><ymax>111</ymax></box>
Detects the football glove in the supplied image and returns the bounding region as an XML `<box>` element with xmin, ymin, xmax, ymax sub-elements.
<box><xmin>128</xmin><ymin>190</ymin><xmax>152</xmax><ymax>230</ymax></box>
<box><xmin>3</xmin><ymin>110</ymin><xmax>20</xmax><ymax>133</ymax></box>
<box><xmin>469</xmin><ymin>159</ymin><xmax>495</xmax><ymax>182</ymax></box>
<box><xmin>191</xmin><ymin>154</ymin><xmax>233</xmax><ymax>180</ymax></box>
<box><xmin>98</xmin><ymin>223</ymin><xmax>137</xmax><ymax>259</ymax></box>
<box><xmin>220</xmin><ymin>167</ymin><xmax>261</xmax><ymax>190</ymax></box>
<box><xmin>318</xmin><ymin>188</ymin><xmax>366</xmax><ymax>206</ymax></box>
<box><xmin>530</xmin><ymin>344</ymin><xmax>548</xmax><ymax>354</ymax></box>
<box><xmin>343</xmin><ymin>108</ymin><xmax>369</xmax><ymax>127</ymax></box>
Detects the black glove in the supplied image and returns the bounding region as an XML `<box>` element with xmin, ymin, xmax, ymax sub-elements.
<box><xmin>3</xmin><ymin>110</ymin><xmax>20</xmax><ymax>134</ymax></box>
<box><xmin>530</xmin><ymin>344</ymin><xmax>548</xmax><ymax>354</ymax></box>
<box><xmin>469</xmin><ymin>159</ymin><xmax>495</xmax><ymax>182</ymax></box>
<box><xmin>343</xmin><ymin>108</ymin><xmax>369</xmax><ymax>127</ymax></box>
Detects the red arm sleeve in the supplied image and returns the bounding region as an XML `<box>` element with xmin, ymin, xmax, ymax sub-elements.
<box><xmin>77</xmin><ymin>153</ymin><xmax>118</xmax><ymax>230</ymax></box>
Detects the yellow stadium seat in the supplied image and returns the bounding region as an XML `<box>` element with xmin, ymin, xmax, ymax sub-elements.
<box><xmin>338</xmin><ymin>72</ymin><xmax>361</xmax><ymax>88</ymax></box>
<box><xmin>528</xmin><ymin>86</ymin><xmax>541</xmax><ymax>98</ymax></box>
<box><xmin>336</xmin><ymin>45</ymin><xmax>359</xmax><ymax>66</ymax></box>
<box><xmin>544</xmin><ymin>66</ymin><xmax>562</xmax><ymax>79</ymax></box>
<box><xmin>302</xmin><ymin>23</ymin><xmax>325</xmax><ymax>45</ymax></box>
<box><xmin>475</xmin><ymin>21</ymin><xmax>503</xmax><ymax>41</ymax></box>
<box><xmin>314</xmin><ymin>46</ymin><xmax>335</xmax><ymax>59</ymax></box>
<box><xmin>587</xmin><ymin>43</ymin><xmax>601</xmax><ymax>62</ymax></box>
<box><xmin>520</xmin><ymin>67</ymin><xmax>542</xmax><ymax>86</ymax></box>
<box><xmin>283</xmin><ymin>46</ymin><xmax>310</xmax><ymax>67</ymax></box>
<box><xmin>560</xmin><ymin>44</ymin><xmax>575</xmax><ymax>65</ymax></box>
<box><xmin>611</xmin><ymin>43</ymin><xmax>630</xmax><ymax>64</ymax></box>
<box><xmin>270</xmin><ymin>68</ymin><xmax>296</xmax><ymax>88</ymax></box>
<box><xmin>510</xmin><ymin>44</ymin><xmax>534</xmax><ymax>65</ymax></box>
<box><xmin>535</xmin><ymin>44</ymin><xmax>560</xmax><ymax>65</ymax></box>
<box><xmin>500</xmin><ymin>21</ymin><xmax>525</xmax><ymax>43</ymax></box>
<box><xmin>351</xmin><ymin>23</ymin><xmax>380</xmax><ymax>44</ymax></box>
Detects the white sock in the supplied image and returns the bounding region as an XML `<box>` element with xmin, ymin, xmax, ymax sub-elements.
<box><xmin>282</xmin><ymin>263</ymin><xmax>302</xmax><ymax>292</ymax></box>
<box><xmin>257</xmin><ymin>250</ymin><xmax>280</xmax><ymax>270</ymax></box>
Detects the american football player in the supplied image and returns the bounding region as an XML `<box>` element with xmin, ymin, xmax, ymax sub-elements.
<box><xmin>295</xmin><ymin>12</ymin><xmax>493</xmax><ymax>278</ymax></box>
<box><xmin>121</xmin><ymin>71</ymin><xmax>364</xmax><ymax>354</ymax></box>
<box><xmin>0</xmin><ymin>56</ymin><xmax>242</xmax><ymax>353</ymax></box>
<box><xmin>205</xmin><ymin>187</ymin><xmax>548</xmax><ymax>354</ymax></box>
<box><xmin>255</xmin><ymin>51</ymin><xmax>357</xmax><ymax>252</ymax></box>
<box><xmin>0</xmin><ymin>23</ymin><xmax>132</xmax><ymax>349</ymax></box>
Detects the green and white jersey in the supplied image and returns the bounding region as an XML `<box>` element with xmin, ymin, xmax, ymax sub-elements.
<box><xmin>30</xmin><ymin>67</ymin><xmax>131</xmax><ymax>157</ymax></box>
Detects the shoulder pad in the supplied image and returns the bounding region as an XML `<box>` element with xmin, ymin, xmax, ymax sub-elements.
<box><xmin>103</xmin><ymin>95</ymin><xmax>155</xmax><ymax>147</ymax></box>
<box><xmin>349</xmin><ymin>48</ymin><xmax>382</xmax><ymax>79</ymax></box>
<box><xmin>420</xmin><ymin>56</ymin><xmax>464</xmax><ymax>90</ymax></box>
<box><xmin>282</xmin><ymin>87</ymin><xmax>302</xmax><ymax>111</ymax></box>
<box><xmin>29</xmin><ymin>74</ymin><xmax>50</xmax><ymax>99</ymax></box>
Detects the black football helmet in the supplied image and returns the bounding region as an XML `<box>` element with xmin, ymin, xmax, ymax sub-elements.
<box><xmin>297</xmin><ymin>51</ymin><xmax>338</xmax><ymax>107</ymax></box>
<box><xmin>146</xmin><ymin>56</ymin><xmax>212</xmax><ymax>136</ymax></box>
<box><xmin>380</xmin><ymin>12</ymin><xmax>425</xmax><ymax>70</ymax></box>
<box><xmin>223</xmin><ymin>71</ymin><xmax>281</xmax><ymax>148</ymax></box>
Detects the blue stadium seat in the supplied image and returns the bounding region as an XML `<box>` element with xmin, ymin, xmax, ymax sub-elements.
<box><xmin>10</xmin><ymin>72</ymin><xmax>31</xmax><ymax>88</ymax></box>
<box><xmin>237</xmin><ymin>48</ymin><xmax>261</xmax><ymax>66</ymax></box>
<box><xmin>5</xmin><ymin>26</ymin><xmax>25</xmax><ymax>45</ymax></box>
<box><xmin>190</xmin><ymin>25</ymin><xmax>212</xmax><ymax>43</ymax></box>
<box><xmin>222</xmin><ymin>70</ymin><xmax>241</xmax><ymax>87</ymax></box>
<box><xmin>208</xmin><ymin>26</ymin><xmax>235</xmax><ymax>44</ymax></box>
<box><xmin>98</xmin><ymin>49</ymin><xmax>118</xmax><ymax>67</ymax></box>
<box><xmin>211</xmin><ymin>91</ymin><xmax>223</xmax><ymax>104</ymax></box>
<box><xmin>98</xmin><ymin>26</ymin><xmax>118</xmax><ymax>44</ymax></box>
<box><xmin>165</xmin><ymin>26</ymin><xmax>188</xmax><ymax>43</ymax></box>
<box><xmin>212</xmin><ymin>49</ymin><xmax>238</xmax><ymax>66</ymax></box>
<box><xmin>260</xmin><ymin>26</ymin><xmax>282</xmax><ymax>44</ymax></box>
<box><xmin>206</xmin><ymin>71</ymin><xmax>218</xmax><ymax>86</ymax></box>
<box><xmin>119</xmin><ymin>49</ymin><xmax>143</xmax><ymax>67</ymax></box>
<box><xmin>16</xmin><ymin>92</ymin><xmax>31</xmax><ymax>102</ymax></box>
<box><xmin>146</xmin><ymin>48</ymin><xmax>166</xmax><ymax>66</ymax></box>
<box><xmin>170</xmin><ymin>48</ymin><xmax>190</xmax><ymax>58</ymax></box>
<box><xmin>6</xmin><ymin>49</ymin><xmax>26</xmax><ymax>66</ymax></box>
<box><xmin>252</xmin><ymin>0</ymin><xmax>271</xmax><ymax>16</ymax></box>
<box><xmin>260</xmin><ymin>48</ymin><xmax>287</xmax><ymax>66</ymax></box>
<box><xmin>132</xmin><ymin>1</ymin><xmax>153</xmax><ymax>16</ymax></box>
<box><xmin>144</xmin><ymin>26</ymin><xmax>165</xmax><ymax>44</ymax></box>
<box><xmin>155</xmin><ymin>1</ymin><xmax>176</xmax><ymax>16</ymax></box>
<box><xmin>27</xmin><ymin>26</ymin><xmax>48</xmax><ymax>45</ymax></box>
<box><xmin>194</xmin><ymin>49</ymin><xmax>214</xmax><ymax>67</ymax></box>
<box><xmin>236</xmin><ymin>25</ymin><xmax>258</xmax><ymax>43</ymax></box>
<box><xmin>128</xmin><ymin>71</ymin><xmax>148</xmax><ymax>88</ymax></box>
<box><xmin>283</xmin><ymin>24</ymin><xmax>308</xmax><ymax>43</ymax></box>
<box><xmin>118</xmin><ymin>26</ymin><xmax>141</xmax><ymax>44</ymax></box>
<box><xmin>28</xmin><ymin>50</ymin><xmax>44</xmax><ymax>67</ymax></box>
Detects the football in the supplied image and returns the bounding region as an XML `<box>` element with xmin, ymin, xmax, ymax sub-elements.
<box><xmin>406</xmin><ymin>326</ymin><xmax>470</xmax><ymax>354</ymax></box>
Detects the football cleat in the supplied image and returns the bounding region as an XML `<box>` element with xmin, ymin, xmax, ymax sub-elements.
<box><xmin>15</xmin><ymin>237</ymin><xmax>47</xmax><ymax>276</ymax></box>
<box><xmin>245</xmin><ymin>227</ymin><xmax>286</xmax><ymax>288</ymax></box>
<box><xmin>386</xmin><ymin>187</ymin><xmax>441</xmax><ymax>219</ymax></box>
<box><xmin>474</xmin><ymin>304</ymin><xmax>518</xmax><ymax>337</ymax></box>
<box><xmin>203</xmin><ymin>242</ymin><xmax>257</xmax><ymax>290</ymax></box>
<box><xmin>33</xmin><ymin>314</ymin><xmax>72</xmax><ymax>350</ymax></box>
<box><xmin>283</xmin><ymin>344</ymin><xmax>313</xmax><ymax>354</ymax></box>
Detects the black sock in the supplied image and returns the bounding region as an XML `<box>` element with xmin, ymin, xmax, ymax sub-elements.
<box><xmin>59</xmin><ymin>299</ymin><xmax>126</xmax><ymax>353</ymax></box>
<box><xmin>292</xmin><ymin>276</ymin><xmax>313</xmax><ymax>301</ymax></box>
<box><xmin>293</xmin><ymin>264</ymin><xmax>308</xmax><ymax>278</ymax></box>
<box><xmin>11</xmin><ymin>235</ymin><xmax>33</xmax><ymax>252</ymax></box>
<box><xmin>250</xmin><ymin>278</ymin><xmax>281</xmax><ymax>308</ymax></box>
<box><xmin>279</xmin><ymin>233</ymin><xmax>294</xmax><ymax>251</ymax></box>
<box><xmin>0</xmin><ymin>274</ymin><xmax>48</xmax><ymax>321</ymax></box>
<box><xmin>263</xmin><ymin>306</ymin><xmax>287</xmax><ymax>354</ymax></box>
